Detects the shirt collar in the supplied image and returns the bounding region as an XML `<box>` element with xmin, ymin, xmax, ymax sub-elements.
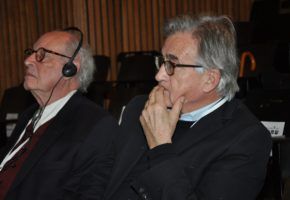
<box><xmin>180</xmin><ymin>97</ymin><xmax>227</xmax><ymax>122</ymax></box>
<box><xmin>33</xmin><ymin>90</ymin><xmax>77</xmax><ymax>131</ymax></box>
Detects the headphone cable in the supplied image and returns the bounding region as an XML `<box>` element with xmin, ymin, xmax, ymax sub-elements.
<box><xmin>31</xmin><ymin>76</ymin><xmax>63</xmax><ymax>131</ymax></box>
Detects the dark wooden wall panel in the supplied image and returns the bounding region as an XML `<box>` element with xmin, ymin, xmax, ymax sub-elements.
<box><xmin>106</xmin><ymin>0</ymin><xmax>116</xmax><ymax>80</ymax></box>
<box><xmin>2</xmin><ymin>1</ymin><xmax>11</xmax><ymax>88</ymax></box>
<box><xmin>0</xmin><ymin>0</ymin><xmax>253</xmax><ymax>100</ymax></box>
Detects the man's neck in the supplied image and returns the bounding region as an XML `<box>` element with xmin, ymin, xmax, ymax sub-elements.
<box><xmin>32</xmin><ymin>89</ymin><xmax>77</xmax><ymax>107</ymax></box>
<box><xmin>32</xmin><ymin>78</ymin><xmax>79</xmax><ymax>107</ymax></box>
<box><xmin>181</xmin><ymin>93</ymin><xmax>221</xmax><ymax>114</ymax></box>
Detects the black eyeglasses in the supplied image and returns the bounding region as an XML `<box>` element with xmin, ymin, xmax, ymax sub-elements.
<box><xmin>155</xmin><ymin>56</ymin><xmax>203</xmax><ymax>76</ymax></box>
<box><xmin>24</xmin><ymin>47</ymin><xmax>71</xmax><ymax>62</ymax></box>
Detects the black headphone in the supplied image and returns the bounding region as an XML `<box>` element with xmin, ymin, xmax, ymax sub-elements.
<box><xmin>62</xmin><ymin>27</ymin><xmax>83</xmax><ymax>77</ymax></box>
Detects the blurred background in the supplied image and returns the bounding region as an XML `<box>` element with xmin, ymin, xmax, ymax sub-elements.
<box><xmin>0</xmin><ymin>0</ymin><xmax>255</xmax><ymax>99</ymax></box>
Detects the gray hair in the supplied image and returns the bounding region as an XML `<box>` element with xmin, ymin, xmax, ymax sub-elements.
<box><xmin>164</xmin><ymin>14</ymin><xmax>239</xmax><ymax>100</ymax></box>
<box><xmin>63</xmin><ymin>29</ymin><xmax>95</xmax><ymax>92</ymax></box>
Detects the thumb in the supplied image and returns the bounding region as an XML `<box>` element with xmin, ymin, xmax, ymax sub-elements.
<box><xmin>170</xmin><ymin>96</ymin><xmax>184</xmax><ymax>120</ymax></box>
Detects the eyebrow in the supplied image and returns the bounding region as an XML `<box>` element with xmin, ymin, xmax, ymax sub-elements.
<box><xmin>165</xmin><ymin>53</ymin><xmax>179</xmax><ymax>61</ymax></box>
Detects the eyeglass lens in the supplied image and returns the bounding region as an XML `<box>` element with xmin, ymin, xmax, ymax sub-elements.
<box><xmin>24</xmin><ymin>48</ymin><xmax>45</xmax><ymax>62</ymax></box>
<box><xmin>35</xmin><ymin>48</ymin><xmax>45</xmax><ymax>62</ymax></box>
<box><xmin>155</xmin><ymin>56</ymin><xmax>174</xmax><ymax>75</ymax></box>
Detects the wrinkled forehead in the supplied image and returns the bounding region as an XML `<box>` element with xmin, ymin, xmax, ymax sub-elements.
<box><xmin>33</xmin><ymin>31</ymin><xmax>71</xmax><ymax>52</ymax></box>
<box><xmin>162</xmin><ymin>32</ymin><xmax>198</xmax><ymax>61</ymax></box>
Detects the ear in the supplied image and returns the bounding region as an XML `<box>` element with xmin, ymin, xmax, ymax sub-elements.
<box><xmin>73</xmin><ymin>54</ymin><xmax>81</xmax><ymax>72</ymax></box>
<box><xmin>203</xmin><ymin>69</ymin><xmax>221</xmax><ymax>93</ymax></box>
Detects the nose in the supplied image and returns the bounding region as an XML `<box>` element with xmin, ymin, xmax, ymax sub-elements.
<box><xmin>155</xmin><ymin>64</ymin><xmax>169</xmax><ymax>82</ymax></box>
<box><xmin>24</xmin><ymin>53</ymin><xmax>35</xmax><ymax>67</ymax></box>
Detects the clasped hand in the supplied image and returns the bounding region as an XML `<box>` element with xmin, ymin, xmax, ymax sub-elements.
<box><xmin>139</xmin><ymin>86</ymin><xmax>184</xmax><ymax>149</ymax></box>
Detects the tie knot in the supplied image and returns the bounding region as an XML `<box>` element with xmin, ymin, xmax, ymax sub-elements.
<box><xmin>31</xmin><ymin>108</ymin><xmax>44</xmax><ymax>130</ymax></box>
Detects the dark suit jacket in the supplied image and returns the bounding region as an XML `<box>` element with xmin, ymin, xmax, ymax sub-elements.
<box><xmin>0</xmin><ymin>92</ymin><xmax>118</xmax><ymax>200</ymax></box>
<box><xmin>104</xmin><ymin>95</ymin><xmax>272</xmax><ymax>200</ymax></box>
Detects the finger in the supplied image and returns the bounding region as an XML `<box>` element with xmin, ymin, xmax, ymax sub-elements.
<box><xmin>140</xmin><ymin>109</ymin><xmax>150</xmax><ymax>128</ymax></box>
<box><xmin>170</xmin><ymin>96</ymin><xmax>185</xmax><ymax>121</ymax></box>
<box><xmin>144</xmin><ymin>100</ymin><xmax>149</xmax><ymax>110</ymax></box>
<box><xmin>140</xmin><ymin>110</ymin><xmax>151</xmax><ymax>134</ymax></box>
<box><xmin>140</xmin><ymin>115</ymin><xmax>155</xmax><ymax>149</ymax></box>
<box><xmin>155</xmin><ymin>86</ymin><xmax>165</xmax><ymax>104</ymax></box>
<box><xmin>163</xmin><ymin>90</ymin><xmax>172</xmax><ymax>108</ymax></box>
<box><xmin>148</xmin><ymin>86</ymin><xmax>159</xmax><ymax>103</ymax></box>
<box><xmin>139</xmin><ymin>115</ymin><xmax>147</xmax><ymax>130</ymax></box>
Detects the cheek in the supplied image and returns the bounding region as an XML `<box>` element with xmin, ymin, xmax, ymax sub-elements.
<box><xmin>169</xmin><ymin>73</ymin><xmax>200</xmax><ymax>103</ymax></box>
<box><xmin>43</xmin><ymin>72</ymin><xmax>61</xmax><ymax>87</ymax></box>
<box><xmin>168</xmin><ymin>77</ymin><xmax>187</xmax><ymax>103</ymax></box>
<box><xmin>38</xmin><ymin>67</ymin><xmax>61</xmax><ymax>89</ymax></box>
<box><xmin>23</xmin><ymin>69</ymin><xmax>39</xmax><ymax>89</ymax></box>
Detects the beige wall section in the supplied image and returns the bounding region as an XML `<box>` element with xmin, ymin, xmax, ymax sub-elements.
<box><xmin>0</xmin><ymin>0</ymin><xmax>252</xmax><ymax>99</ymax></box>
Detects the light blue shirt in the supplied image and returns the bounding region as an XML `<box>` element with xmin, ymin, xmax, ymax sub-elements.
<box><xmin>180</xmin><ymin>97</ymin><xmax>228</xmax><ymax>127</ymax></box>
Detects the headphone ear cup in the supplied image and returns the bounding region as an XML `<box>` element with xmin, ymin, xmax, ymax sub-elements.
<box><xmin>62</xmin><ymin>62</ymin><xmax>77</xmax><ymax>77</ymax></box>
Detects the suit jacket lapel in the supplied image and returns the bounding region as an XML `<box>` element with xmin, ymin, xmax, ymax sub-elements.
<box><xmin>9</xmin><ymin>92</ymin><xmax>81</xmax><ymax>191</ymax></box>
<box><xmin>174</xmin><ymin>112</ymin><xmax>224</xmax><ymax>154</ymax></box>
<box><xmin>0</xmin><ymin>105</ymin><xmax>37</xmax><ymax>161</ymax></box>
<box><xmin>173</xmin><ymin>100</ymin><xmax>234</xmax><ymax>154</ymax></box>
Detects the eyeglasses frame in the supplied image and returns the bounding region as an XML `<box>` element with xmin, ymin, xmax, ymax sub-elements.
<box><xmin>24</xmin><ymin>47</ymin><xmax>71</xmax><ymax>62</ymax></box>
<box><xmin>155</xmin><ymin>56</ymin><xmax>203</xmax><ymax>76</ymax></box>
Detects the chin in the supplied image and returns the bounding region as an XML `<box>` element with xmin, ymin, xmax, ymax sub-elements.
<box><xmin>23</xmin><ymin>81</ymin><xmax>35</xmax><ymax>91</ymax></box>
<box><xmin>23</xmin><ymin>81</ymin><xmax>29</xmax><ymax>90</ymax></box>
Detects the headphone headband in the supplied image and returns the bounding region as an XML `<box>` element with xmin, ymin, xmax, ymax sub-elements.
<box><xmin>63</xmin><ymin>27</ymin><xmax>83</xmax><ymax>62</ymax></box>
<box><xmin>62</xmin><ymin>27</ymin><xmax>83</xmax><ymax>77</ymax></box>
